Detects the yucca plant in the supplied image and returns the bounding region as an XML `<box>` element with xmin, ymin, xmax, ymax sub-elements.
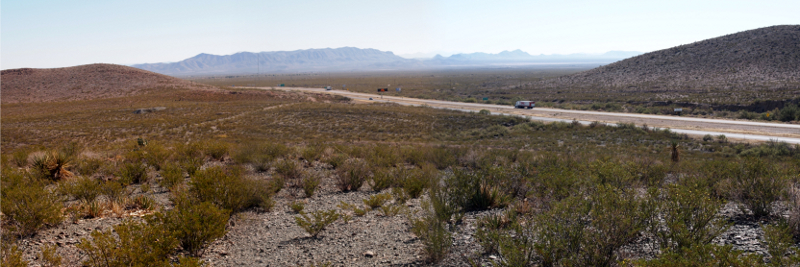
<box><xmin>670</xmin><ymin>141</ymin><xmax>680</xmax><ymax>163</ymax></box>
<box><xmin>31</xmin><ymin>151</ymin><xmax>75</xmax><ymax>181</ymax></box>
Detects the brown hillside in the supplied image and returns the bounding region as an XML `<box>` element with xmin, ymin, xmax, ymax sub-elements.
<box><xmin>1</xmin><ymin>63</ymin><xmax>218</xmax><ymax>104</ymax></box>
<box><xmin>532</xmin><ymin>25</ymin><xmax>800</xmax><ymax>106</ymax></box>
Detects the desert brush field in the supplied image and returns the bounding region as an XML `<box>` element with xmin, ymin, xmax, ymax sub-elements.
<box><xmin>3</xmin><ymin>64</ymin><xmax>800</xmax><ymax>266</ymax></box>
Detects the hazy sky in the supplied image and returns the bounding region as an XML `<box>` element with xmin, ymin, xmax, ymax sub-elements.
<box><xmin>2</xmin><ymin>0</ymin><xmax>799</xmax><ymax>69</ymax></box>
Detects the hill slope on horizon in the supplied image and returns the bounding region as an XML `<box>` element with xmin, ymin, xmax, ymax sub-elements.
<box><xmin>531</xmin><ymin>25</ymin><xmax>800</xmax><ymax>106</ymax></box>
<box><xmin>1</xmin><ymin>64</ymin><xmax>217</xmax><ymax>104</ymax></box>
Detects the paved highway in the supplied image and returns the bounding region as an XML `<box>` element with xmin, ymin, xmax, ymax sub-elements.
<box><xmin>261</xmin><ymin>87</ymin><xmax>800</xmax><ymax>144</ymax></box>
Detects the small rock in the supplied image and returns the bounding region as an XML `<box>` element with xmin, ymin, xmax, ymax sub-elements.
<box><xmin>364</xmin><ymin>250</ymin><xmax>375</xmax><ymax>258</ymax></box>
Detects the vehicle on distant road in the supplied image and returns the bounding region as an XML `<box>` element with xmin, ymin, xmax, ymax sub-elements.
<box><xmin>515</xmin><ymin>101</ymin><xmax>535</xmax><ymax>109</ymax></box>
<box><xmin>369</xmin><ymin>97</ymin><xmax>373</xmax><ymax>100</ymax></box>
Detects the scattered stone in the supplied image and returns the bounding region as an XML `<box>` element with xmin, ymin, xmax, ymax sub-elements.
<box><xmin>364</xmin><ymin>251</ymin><xmax>374</xmax><ymax>258</ymax></box>
<box><xmin>133</xmin><ymin>107</ymin><xmax>166</xmax><ymax>114</ymax></box>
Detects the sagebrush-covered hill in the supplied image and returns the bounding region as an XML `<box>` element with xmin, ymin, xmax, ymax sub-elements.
<box><xmin>532</xmin><ymin>25</ymin><xmax>800</xmax><ymax>105</ymax></box>
<box><xmin>1</xmin><ymin>64</ymin><xmax>217</xmax><ymax>104</ymax></box>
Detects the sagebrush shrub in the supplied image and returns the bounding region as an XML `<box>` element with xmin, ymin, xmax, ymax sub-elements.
<box><xmin>0</xmin><ymin>242</ymin><xmax>28</xmax><ymax>267</ymax></box>
<box><xmin>294</xmin><ymin>209</ymin><xmax>340</xmax><ymax>238</ymax></box>
<box><xmin>290</xmin><ymin>201</ymin><xmax>305</xmax><ymax>213</ymax></box>
<box><xmin>762</xmin><ymin>221</ymin><xmax>800</xmax><ymax>266</ymax></box>
<box><xmin>159</xmin><ymin>162</ymin><xmax>184</xmax><ymax>190</ymax></box>
<box><xmin>204</xmin><ymin>141</ymin><xmax>229</xmax><ymax>161</ymax></box>
<box><xmin>76</xmin><ymin>157</ymin><xmax>105</xmax><ymax>176</ymax></box>
<box><xmin>160</xmin><ymin>199</ymin><xmax>229</xmax><ymax>257</ymax></box>
<box><xmin>335</xmin><ymin>158</ymin><xmax>370</xmax><ymax>192</ymax></box>
<box><xmin>119</xmin><ymin>162</ymin><xmax>148</xmax><ymax>185</ymax></box>
<box><xmin>1</xmin><ymin>169</ymin><xmax>64</xmax><ymax>237</ymax></box>
<box><xmin>59</xmin><ymin>176</ymin><xmax>103</xmax><ymax>203</ymax></box>
<box><xmin>401</xmin><ymin>167</ymin><xmax>430</xmax><ymax>199</ymax></box>
<box><xmin>78</xmin><ymin>218</ymin><xmax>179</xmax><ymax>267</ymax></box>
<box><xmin>411</xmin><ymin>188</ymin><xmax>454</xmax><ymax>263</ymax></box>
<box><xmin>301</xmin><ymin>170</ymin><xmax>322</xmax><ymax>197</ymax></box>
<box><xmin>363</xmin><ymin>193</ymin><xmax>392</xmax><ymax>209</ymax></box>
<box><xmin>11</xmin><ymin>149</ymin><xmax>29</xmax><ymax>167</ymax></box>
<box><xmin>635</xmin><ymin>243</ymin><xmax>764</xmax><ymax>267</ymax></box>
<box><xmin>143</xmin><ymin>142</ymin><xmax>172</xmax><ymax>171</ymax></box>
<box><xmin>729</xmin><ymin>158</ymin><xmax>787</xmax><ymax>218</ymax></box>
<box><xmin>301</xmin><ymin>143</ymin><xmax>324</xmax><ymax>162</ymax></box>
<box><xmin>654</xmin><ymin>184</ymin><xmax>728</xmax><ymax>251</ymax></box>
<box><xmin>189</xmin><ymin>166</ymin><xmax>272</xmax><ymax>212</ymax></box>
<box><xmin>370</xmin><ymin>167</ymin><xmax>394</xmax><ymax>192</ymax></box>
<box><xmin>40</xmin><ymin>244</ymin><xmax>62</xmax><ymax>267</ymax></box>
<box><xmin>275</xmin><ymin>158</ymin><xmax>301</xmax><ymax>179</ymax></box>
<box><xmin>325</xmin><ymin>153</ymin><xmax>347</xmax><ymax>169</ymax></box>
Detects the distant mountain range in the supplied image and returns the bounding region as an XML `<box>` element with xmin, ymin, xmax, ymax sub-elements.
<box><xmin>131</xmin><ymin>48</ymin><xmax>641</xmax><ymax>76</ymax></box>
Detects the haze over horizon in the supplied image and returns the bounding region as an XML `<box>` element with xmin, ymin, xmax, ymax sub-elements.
<box><xmin>3</xmin><ymin>0</ymin><xmax>799</xmax><ymax>70</ymax></box>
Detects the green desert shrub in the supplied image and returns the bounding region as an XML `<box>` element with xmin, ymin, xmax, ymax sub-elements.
<box><xmin>189</xmin><ymin>166</ymin><xmax>273</xmax><ymax>212</ymax></box>
<box><xmin>528</xmin><ymin>186</ymin><xmax>656</xmax><ymax>267</ymax></box>
<box><xmin>76</xmin><ymin>156</ymin><xmax>105</xmax><ymax>176</ymax></box>
<box><xmin>204</xmin><ymin>141</ymin><xmax>229</xmax><ymax>161</ymax></box>
<box><xmin>762</xmin><ymin>221</ymin><xmax>800</xmax><ymax>267</ymax></box>
<box><xmin>379</xmin><ymin>204</ymin><xmax>403</xmax><ymax>217</ymax></box>
<box><xmin>160</xmin><ymin>197</ymin><xmax>229</xmax><ymax>257</ymax></box>
<box><xmin>40</xmin><ymin>244</ymin><xmax>62</xmax><ymax>267</ymax></box>
<box><xmin>119</xmin><ymin>162</ymin><xmax>148</xmax><ymax>185</ymax></box>
<box><xmin>363</xmin><ymin>193</ymin><xmax>392</xmax><ymax>209</ymax></box>
<box><xmin>301</xmin><ymin>170</ymin><xmax>322</xmax><ymax>197</ymax></box>
<box><xmin>294</xmin><ymin>209</ymin><xmax>340</xmax><ymax>238</ymax></box>
<box><xmin>301</xmin><ymin>143</ymin><xmax>325</xmax><ymax>162</ymax></box>
<box><xmin>427</xmin><ymin>146</ymin><xmax>458</xmax><ymax>169</ymax></box>
<box><xmin>234</xmin><ymin>141</ymin><xmax>290</xmax><ymax>166</ymax></box>
<box><xmin>335</xmin><ymin>158</ymin><xmax>370</xmax><ymax>192</ymax></box>
<box><xmin>11</xmin><ymin>149</ymin><xmax>30</xmax><ymax>168</ymax></box>
<box><xmin>410</xmin><ymin>184</ymin><xmax>455</xmax><ymax>263</ymax></box>
<box><xmin>59</xmin><ymin>176</ymin><xmax>103</xmax><ymax>203</ymax></box>
<box><xmin>159</xmin><ymin>162</ymin><xmax>184</xmax><ymax>190</ymax></box>
<box><xmin>290</xmin><ymin>201</ymin><xmax>306</xmax><ymax>214</ymax></box>
<box><xmin>324</xmin><ymin>153</ymin><xmax>348</xmax><ymax>169</ymax></box>
<box><xmin>1</xmin><ymin>168</ymin><xmax>64</xmax><ymax>237</ymax></box>
<box><xmin>367</xmin><ymin>145</ymin><xmax>402</xmax><ymax>168</ymax></box>
<box><xmin>370</xmin><ymin>167</ymin><xmax>394</xmax><ymax>192</ymax></box>
<box><xmin>401</xmin><ymin>166</ymin><xmax>433</xmax><ymax>199</ymax></box>
<box><xmin>77</xmin><ymin>217</ymin><xmax>180</xmax><ymax>267</ymax></box>
<box><xmin>275</xmin><ymin>158</ymin><xmax>302</xmax><ymax>180</ymax></box>
<box><xmin>779</xmin><ymin>103</ymin><xmax>800</xmax><ymax>122</ymax></box>
<box><xmin>653</xmin><ymin>184</ymin><xmax>729</xmax><ymax>252</ymax></box>
<box><xmin>0</xmin><ymin>242</ymin><xmax>29</xmax><ymax>267</ymax></box>
<box><xmin>728</xmin><ymin>158</ymin><xmax>788</xmax><ymax>218</ymax></box>
<box><xmin>635</xmin><ymin>243</ymin><xmax>764</xmax><ymax>267</ymax></box>
<box><xmin>142</xmin><ymin>142</ymin><xmax>172</xmax><ymax>171</ymax></box>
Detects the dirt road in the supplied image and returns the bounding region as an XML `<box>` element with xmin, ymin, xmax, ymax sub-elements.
<box><xmin>262</xmin><ymin>87</ymin><xmax>800</xmax><ymax>144</ymax></box>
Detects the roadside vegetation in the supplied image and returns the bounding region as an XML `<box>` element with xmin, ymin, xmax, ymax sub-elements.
<box><xmin>2</xmin><ymin>86</ymin><xmax>800</xmax><ymax>266</ymax></box>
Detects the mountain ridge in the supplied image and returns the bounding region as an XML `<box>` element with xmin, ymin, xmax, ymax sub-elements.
<box><xmin>131</xmin><ymin>47</ymin><xmax>638</xmax><ymax>75</ymax></box>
